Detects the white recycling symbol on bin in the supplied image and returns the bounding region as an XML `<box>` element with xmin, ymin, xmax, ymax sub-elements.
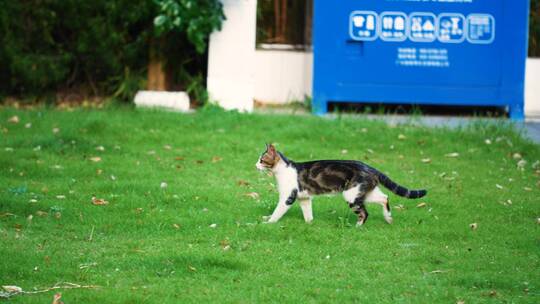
<box><xmin>350</xmin><ymin>11</ymin><xmax>379</xmax><ymax>41</ymax></box>
<box><xmin>438</xmin><ymin>13</ymin><xmax>466</xmax><ymax>43</ymax></box>
<box><xmin>380</xmin><ymin>12</ymin><xmax>407</xmax><ymax>41</ymax></box>
<box><xmin>409</xmin><ymin>13</ymin><xmax>436</xmax><ymax>42</ymax></box>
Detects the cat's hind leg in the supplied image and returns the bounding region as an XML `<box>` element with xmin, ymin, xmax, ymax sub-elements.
<box><xmin>365</xmin><ymin>186</ymin><xmax>392</xmax><ymax>224</ymax></box>
<box><xmin>299</xmin><ymin>197</ymin><xmax>313</xmax><ymax>223</ymax></box>
<box><xmin>343</xmin><ymin>186</ymin><xmax>369</xmax><ymax>227</ymax></box>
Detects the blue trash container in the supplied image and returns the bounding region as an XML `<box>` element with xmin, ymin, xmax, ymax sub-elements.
<box><xmin>312</xmin><ymin>0</ymin><xmax>529</xmax><ymax>120</ymax></box>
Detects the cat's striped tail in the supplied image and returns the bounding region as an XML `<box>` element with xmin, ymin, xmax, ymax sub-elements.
<box><xmin>375</xmin><ymin>171</ymin><xmax>427</xmax><ymax>199</ymax></box>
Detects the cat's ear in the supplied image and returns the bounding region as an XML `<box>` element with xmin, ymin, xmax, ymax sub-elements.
<box><xmin>267</xmin><ymin>143</ymin><xmax>276</xmax><ymax>154</ymax></box>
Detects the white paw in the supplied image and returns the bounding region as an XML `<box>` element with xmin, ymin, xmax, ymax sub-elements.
<box><xmin>261</xmin><ymin>215</ymin><xmax>270</xmax><ymax>221</ymax></box>
<box><xmin>305</xmin><ymin>218</ymin><xmax>313</xmax><ymax>224</ymax></box>
<box><xmin>356</xmin><ymin>221</ymin><xmax>364</xmax><ymax>228</ymax></box>
<box><xmin>385</xmin><ymin>217</ymin><xmax>394</xmax><ymax>224</ymax></box>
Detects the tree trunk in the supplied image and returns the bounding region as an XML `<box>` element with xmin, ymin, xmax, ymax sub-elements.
<box><xmin>147</xmin><ymin>37</ymin><xmax>170</xmax><ymax>91</ymax></box>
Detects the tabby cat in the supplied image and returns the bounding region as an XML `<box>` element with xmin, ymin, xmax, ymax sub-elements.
<box><xmin>256</xmin><ymin>144</ymin><xmax>427</xmax><ymax>226</ymax></box>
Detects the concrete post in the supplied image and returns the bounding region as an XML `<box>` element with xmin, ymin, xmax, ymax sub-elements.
<box><xmin>207</xmin><ymin>0</ymin><xmax>257</xmax><ymax>112</ymax></box>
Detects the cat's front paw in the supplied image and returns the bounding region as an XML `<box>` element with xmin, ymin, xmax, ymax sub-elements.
<box><xmin>262</xmin><ymin>215</ymin><xmax>276</xmax><ymax>224</ymax></box>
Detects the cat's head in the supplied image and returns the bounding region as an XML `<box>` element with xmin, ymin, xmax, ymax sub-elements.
<box><xmin>256</xmin><ymin>143</ymin><xmax>281</xmax><ymax>170</ymax></box>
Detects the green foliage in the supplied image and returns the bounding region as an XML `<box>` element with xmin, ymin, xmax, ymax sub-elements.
<box><xmin>0</xmin><ymin>0</ymin><xmax>155</xmax><ymax>97</ymax></box>
<box><xmin>112</xmin><ymin>68</ymin><xmax>147</xmax><ymax>103</ymax></box>
<box><xmin>153</xmin><ymin>0</ymin><xmax>225</xmax><ymax>53</ymax></box>
<box><xmin>0</xmin><ymin>0</ymin><xmax>224</xmax><ymax>99</ymax></box>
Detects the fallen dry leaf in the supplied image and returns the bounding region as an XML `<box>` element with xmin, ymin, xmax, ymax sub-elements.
<box><xmin>212</xmin><ymin>156</ymin><xmax>223</xmax><ymax>163</ymax></box>
<box><xmin>7</xmin><ymin>116</ymin><xmax>20</xmax><ymax>124</ymax></box>
<box><xmin>174</xmin><ymin>156</ymin><xmax>185</xmax><ymax>161</ymax></box>
<box><xmin>237</xmin><ymin>180</ymin><xmax>250</xmax><ymax>186</ymax></box>
<box><xmin>95</xmin><ymin>146</ymin><xmax>105</xmax><ymax>151</ymax></box>
<box><xmin>495</xmin><ymin>184</ymin><xmax>503</xmax><ymax>189</ymax></box>
<box><xmin>445</xmin><ymin>152</ymin><xmax>459</xmax><ymax>158</ymax></box>
<box><xmin>188</xmin><ymin>265</ymin><xmax>197</xmax><ymax>272</ymax></box>
<box><xmin>470</xmin><ymin>223</ymin><xmax>478</xmax><ymax>230</ymax></box>
<box><xmin>394</xmin><ymin>204</ymin><xmax>405</xmax><ymax>211</ymax></box>
<box><xmin>173</xmin><ymin>224</ymin><xmax>180</xmax><ymax>229</ymax></box>
<box><xmin>244</xmin><ymin>192</ymin><xmax>260</xmax><ymax>200</ymax></box>
<box><xmin>163</xmin><ymin>145</ymin><xmax>172</xmax><ymax>150</ymax></box>
<box><xmin>209</xmin><ymin>223</ymin><xmax>217</xmax><ymax>228</ymax></box>
<box><xmin>416</xmin><ymin>202</ymin><xmax>427</xmax><ymax>208</ymax></box>
<box><xmin>220</xmin><ymin>239</ymin><xmax>230</xmax><ymax>251</ymax></box>
<box><xmin>36</xmin><ymin>211</ymin><xmax>48</xmax><ymax>217</ymax></box>
<box><xmin>56</xmin><ymin>195</ymin><xmax>66</xmax><ymax>199</ymax></box>
<box><xmin>2</xmin><ymin>285</ymin><xmax>22</xmax><ymax>293</ymax></box>
<box><xmin>91</xmin><ymin>196</ymin><xmax>109</xmax><ymax>205</ymax></box>
<box><xmin>421</xmin><ymin>158</ymin><xmax>431</xmax><ymax>163</ymax></box>
<box><xmin>89</xmin><ymin>157</ymin><xmax>101</xmax><ymax>162</ymax></box>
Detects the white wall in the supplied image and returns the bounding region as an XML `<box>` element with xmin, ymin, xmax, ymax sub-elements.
<box><xmin>526</xmin><ymin>58</ymin><xmax>540</xmax><ymax>118</ymax></box>
<box><xmin>207</xmin><ymin>0</ymin><xmax>256</xmax><ymax>112</ymax></box>
<box><xmin>254</xmin><ymin>49</ymin><xmax>313</xmax><ymax>104</ymax></box>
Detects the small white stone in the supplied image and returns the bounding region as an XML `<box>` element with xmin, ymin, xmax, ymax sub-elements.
<box><xmin>209</xmin><ymin>223</ymin><xmax>217</xmax><ymax>228</ymax></box>
<box><xmin>160</xmin><ymin>182</ymin><xmax>168</xmax><ymax>189</ymax></box>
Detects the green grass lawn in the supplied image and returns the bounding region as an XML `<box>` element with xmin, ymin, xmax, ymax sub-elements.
<box><xmin>1</xmin><ymin>107</ymin><xmax>539</xmax><ymax>303</ymax></box>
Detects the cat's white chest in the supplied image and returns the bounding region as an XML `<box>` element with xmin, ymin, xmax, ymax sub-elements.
<box><xmin>274</xmin><ymin>164</ymin><xmax>298</xmax><ymax>195</ymax></box>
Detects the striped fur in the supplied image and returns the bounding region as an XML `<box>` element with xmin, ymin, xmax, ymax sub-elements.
<box><xmin>256</xmin><ymin>144</ymin><xmax>427</xmax><ymax>226</ymax></box>
<box><xmin>375</xmin><ymin>172</ymin><xmax>427</xmax><ymax>199</ymax></box>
